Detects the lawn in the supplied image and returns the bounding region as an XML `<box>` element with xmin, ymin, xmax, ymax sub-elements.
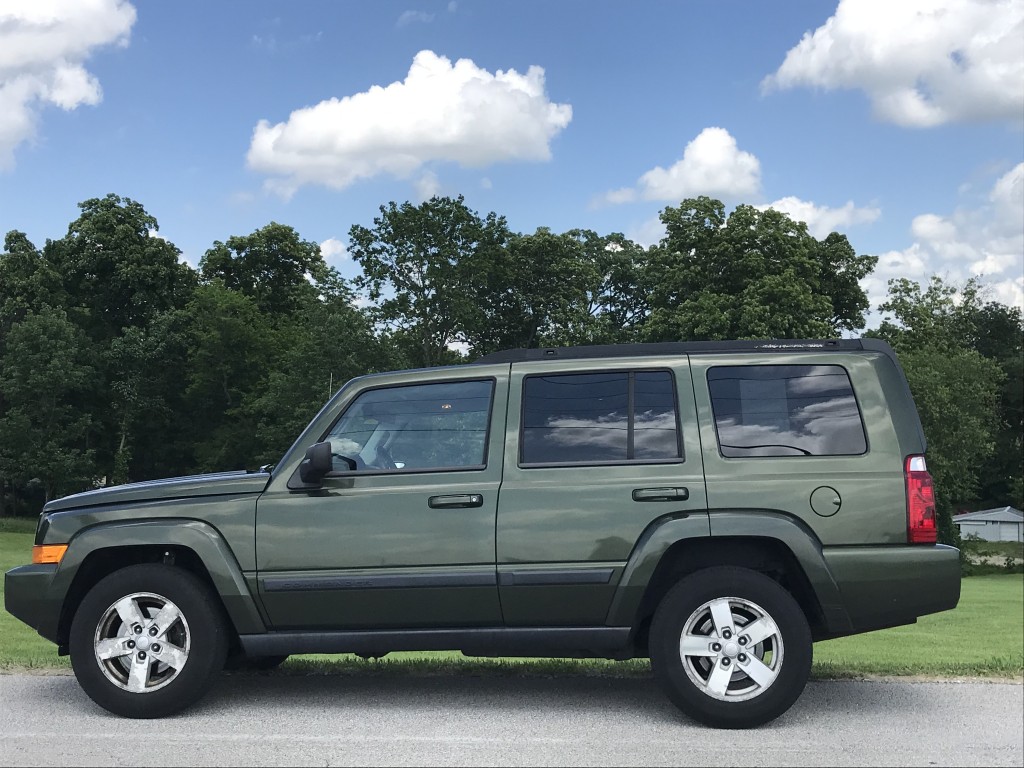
<box><xmin>1</xmin><ymin>520</ymin><xmax>1021</xmax><ymax>678</ymax></box>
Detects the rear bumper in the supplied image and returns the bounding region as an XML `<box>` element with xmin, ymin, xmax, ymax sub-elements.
<box><xmin>821</xmin><ymin>544</ymin><xmax>961</xmax><ymax>637</ymax></box>
<box><xmin>4</xmin><ymin>564</ymin><xmax>61</xmax><ymax>644</ymax></box>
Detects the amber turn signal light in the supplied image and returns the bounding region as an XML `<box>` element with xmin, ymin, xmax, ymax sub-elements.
<box><xmin>31</xmin><ymin>544</ymin><xmax>68</xmax><ymax>564</ymax></box>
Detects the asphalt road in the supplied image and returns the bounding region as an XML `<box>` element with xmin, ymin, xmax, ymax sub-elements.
<box><xmin>0</xmin><ymin>672</ymin><xmax>1021</xmax><ymax>766</ymax></box>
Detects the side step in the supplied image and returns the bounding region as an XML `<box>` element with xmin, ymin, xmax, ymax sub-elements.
<box><xmin>240</xmin><ymin>626</ymin><xmax>633</xmax><ymax>659</ymax></box>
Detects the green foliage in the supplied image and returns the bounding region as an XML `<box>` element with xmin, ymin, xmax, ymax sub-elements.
<box><xmin>643</xmin><ymin>197</ymin><xmax>876</xmax><ymax>341</ymax></box>
<box><xmin>0</xmin><ymin>191</ymin><xmax>1020</xmax><ymax>527</ymax></box>
<box><xmin>0</xmin><ymin>306</ymin><xmax>97</xmax><ymax>501</ymax></box>
<box><xmin>241</xmin><ymin>282</ymin><xmax>395</xmax><ymax>465</ymax></box>
<box><xmin>870</xmin><ymin>277</ymin><xmax>1017</xmax><ymax>541</ymax></box>
<box><xmin>43</xmin><ymin>194</ymin><xmax>195</xmax><ymax>343</ymax></box>
<box><xmin>350</xmin><ymin>195</ymin><xmax>511</xmax><ymax>367</ymax></box>
<box><xmin>200</xmin><ymin>222</ymin><xmax>329</xmax><ymax>317</ymax></box>
<box><xmin>464</xmin><ymin>227</ymin><xmax>604</xmax><ymax>355</ymax></box>
<box><xmin>179</xmin><ymin>283</ymin><xmax>276</xmax><ymax>471</ymax></box>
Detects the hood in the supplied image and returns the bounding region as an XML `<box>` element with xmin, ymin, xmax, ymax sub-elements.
<box><xmin>43</xmin><ymin>470</ymin><xmax>271</xmax><ymax>513</ymax></box>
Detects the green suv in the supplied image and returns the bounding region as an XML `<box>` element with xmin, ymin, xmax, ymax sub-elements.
<box><xmin>4</xmin><ymin>338</ymin><xmax>960</xmax><ymax>728</ymax></box>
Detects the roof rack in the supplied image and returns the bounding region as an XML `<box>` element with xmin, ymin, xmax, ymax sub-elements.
<box><xmin>475</xmin><ymin>338</ymin><xmax>889</xmax><ymax>364</ymax></box>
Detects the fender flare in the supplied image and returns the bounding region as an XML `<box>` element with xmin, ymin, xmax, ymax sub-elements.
<box><xmin>46</xmin><ymin>519</ymin><xmax>265</xmax><ymax>642</ymax></box>
<box><xmin>606</xmin><ymin>511</ymin><xmax>710</xmax><ymax>626</ymax></box>
<box><xmin>606</xmin><ymin>509</ymin><xmax>851</xmax><ymax>634</ymax></box>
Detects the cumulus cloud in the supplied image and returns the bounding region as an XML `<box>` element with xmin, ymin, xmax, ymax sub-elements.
<box><xmin>763</xmin><ymin>0</ymin><xmax>1024</xmax><ymax>127</ymax></box>
<box><xmin>247</xmin><ymin>50</ymin><xmax>572</xmax><ymax>198</ymax></box>
<box><xmin>320</xmin><ymin>237</ymin><xmax>348</xmax><ymax>265</ymax></box>
<box><xmin>600</xmin><ymin>127</ymin><xmax>761</xmax><ymax>205</ymax></box>
<box><xmin>759</xmin><ymin>196</ymin><xmax>881</xmax><ymax>239</ymax></box>
<box><xmin>0</xmin><ymin>0</ymin><xmax>136</xmax><ymax>169</ymax></box>
<box><xmin>862</xmin><ymin>163</ymin><xmax>1024</xmax><ymax>311</ymax></box>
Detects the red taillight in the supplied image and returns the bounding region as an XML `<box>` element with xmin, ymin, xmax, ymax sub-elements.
<box><xmin>905</xmin><ymin>455</ymin><xmax>937</xmax><ymax>544</ymax></box>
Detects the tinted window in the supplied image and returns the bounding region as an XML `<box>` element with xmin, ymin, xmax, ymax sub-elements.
<box><xmin>326</xmin><ymin>380</ymin><xmax>492</xmax><ymax>471</ymax></box>
<box><xmin>521</xmin><ymin>371</ymin><xmax>681</xmax><ymax>465</ymax></box>
<box><xmin>707</xmin><ymin>365</ymin><xmax>866</xmax><ymax>457</ymax></box>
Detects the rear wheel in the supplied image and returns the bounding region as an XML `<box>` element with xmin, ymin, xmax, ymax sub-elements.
<box><xmin>650</xmin><ymin>567</ymin><xmax>812</xmax><ymax>729</ymax></box>
<box><xmin>69</xmin><ymin>564</ymin><xmax>228</xmax><ymax>718</ymax></box>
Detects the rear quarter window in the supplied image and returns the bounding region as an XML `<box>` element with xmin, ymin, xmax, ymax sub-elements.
<box><xmin>707</xmin><ymin>364</ymin><xmax>867</xmax><ymax>457</ymax></box>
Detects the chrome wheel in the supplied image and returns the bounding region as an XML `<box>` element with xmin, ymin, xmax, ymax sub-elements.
<box><xmin>678</xmin><ymin>596</ymin><xmax>784</xmax><ymax>702</ymax></box>
<box><xmin>92</xmin><ymin>592</ymin><xmax>191</xmax><ymax>694</ymax></box>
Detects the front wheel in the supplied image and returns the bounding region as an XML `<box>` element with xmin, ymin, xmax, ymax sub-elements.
<box><xmin>69</xmin><ymin>564</ymin><xmax>229</xmax><ymax>718</ymax></box>
<box><xmin>649</xmin><ymin>567</ymin><xmax>812</xmax><ymax>729</ymax></box>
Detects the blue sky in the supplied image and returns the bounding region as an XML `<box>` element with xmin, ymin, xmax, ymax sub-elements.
<box><xmin>1</xmin><ymin>0</ymin><xmax>1022</xmax><ymax>317</ymax></box>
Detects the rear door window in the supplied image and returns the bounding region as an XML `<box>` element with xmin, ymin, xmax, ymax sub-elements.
<box><xmin>520</xmin><ymin>370</ymin><xmax>681</xmax><ymax>465</ymax></box>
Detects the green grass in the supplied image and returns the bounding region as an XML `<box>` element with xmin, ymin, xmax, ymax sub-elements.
<box><xmin>961</xmin><ymin>538</ymin><xmax>1024</xmax><ymax>560</ymax></box>
<box><xmin>1</xmin><ymin>522</ymin><xmax>1021</xmax><ymax>679</ymax></box>
<box><xmin>0</xmin><ymin>517</ymin><xmax>37</xmax><ymax>535</ymax></box>
<box><xmin>0</xmin><ymin>525</ymin><xmax>70</xmax><ymax>670</ymax></box>
<box><xmin>812</xmin><ymin>575</ymin><xmax>1024</xmax><ymax>678</ymax></box>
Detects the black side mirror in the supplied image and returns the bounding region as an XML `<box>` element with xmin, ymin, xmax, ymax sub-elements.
<box><xmin>299</xmin><ymin>441</ymin><xmax>333</xmax><ymax>484</ymax></box>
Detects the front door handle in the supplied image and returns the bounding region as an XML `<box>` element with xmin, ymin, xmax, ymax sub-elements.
<box><xmin>428</xmin><ymin>494</ymin><xmax>484</xmax><ymax>509</ymax></box>
<box><xmin>632</xmin><ymin>487</ymin><xmax>689</xmax><ymax>502</ymax></box>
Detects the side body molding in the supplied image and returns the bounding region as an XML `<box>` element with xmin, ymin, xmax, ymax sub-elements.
<box><xmin>605</xmin><ymin>512</ymin><xmax>711</xmax><ymax>626</ymax></box>
<box><xmin>47</xmin><ymin>519</ymin><xmax>265</xmax><ymax>642</ymax></box>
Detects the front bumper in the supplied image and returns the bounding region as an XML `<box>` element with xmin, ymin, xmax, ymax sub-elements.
<box><xmin>822</xmin><ymin>544</ymin><xmax>961</xmax><ymax>636</ymax></box>
<box><xmin>4</xmin><ymin>564</ymin><xmax>61</xmax><ymax>644</ymax></box>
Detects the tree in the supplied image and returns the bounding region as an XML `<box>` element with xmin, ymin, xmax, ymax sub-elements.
<box><xmin>1</xmin><ymin>231</ymin><xmax>64</xmax><ymax>340</ymax></box>
<box><xmin>876</xmin><ymin>277</ymin><xmax>1023</xmax><ymax>510</ymax></box>
<box><xmin>871</xmin><ymin>277</ymin><xmax>1007</xmax><ymax>545</ymax></box>
<box><xmin>971</xmin><ymin>302</ymin><xmax>1024</xmax><ymax>509</ymax></box>
<box><xmin>349</xmin><ymin>195</ymin><xmax>511</xmax><ymax>368</ymax></box>
<box><xmin>643</xmin><ymin>197</ymin><xmax>877</xmax><ymax>341</ymax></box>
<box><xmin>200</xmin><ymin>222</ymin><xmax>329</xmax><ymax>317</ymax></box>
<box><xmin>0</xmin><ymin>306</ymin><xmax>97</xmax><ymax>504</ymax></box>
<box><xmin>43</xmin><ymin>194</ymin><xmax>195</xmax><ymax>342</ymax></box>
<box><xmin>241</xmin><ymin>279</ymin><xmax>398</xmax><ymax>464</ymax></box>
<box><xmin>462</xmin><ymin>227</ymin><xmax>603</xmax><ymax>355</ymax></box>
<box><xmin>179</xmin><ymin>283</ymin><xmax>276</xmax><ymax>472</ymax></box>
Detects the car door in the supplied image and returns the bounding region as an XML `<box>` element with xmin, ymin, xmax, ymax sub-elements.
<box><xmin>255</xmin><ymin>366</ymin><xmax>508</xmax><ymax>630</ymax></box>
<box><xmin>496</xmin><ymin>356</ymin><xmax>708</xmax><ymax>625</ymax></box>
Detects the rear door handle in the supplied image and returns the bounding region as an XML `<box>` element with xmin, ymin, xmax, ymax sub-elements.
<box><xmin>428</xmin><ymin>494</ymin><xmax>484</xmax><ymax>509</ymax></box>
<box><xmin>632</xmin><ymin>487</ymin><xmax>689</xmax><ymax>502</ymax></box>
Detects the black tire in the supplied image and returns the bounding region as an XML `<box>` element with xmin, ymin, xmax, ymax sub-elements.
<box><xmin>649</xmin><ymin>566</ymin><xmax>812</xmax><ymax>729</ymax></box>
<box><xmin>69</xmin><ymin>564</ymin><xmax>229</xmax><ymax>718</ymax></box>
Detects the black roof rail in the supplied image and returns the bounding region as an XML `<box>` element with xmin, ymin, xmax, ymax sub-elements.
<box><xmin>475</xmin><ymin>338</ymin><xmax>886</xmax><ymax>364</ymax></box>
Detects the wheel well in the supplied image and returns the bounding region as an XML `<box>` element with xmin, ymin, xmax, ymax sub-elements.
<box><xmin>630</xmin><ymin>537</ymin><xmax>826</xmax><ymax>655</ymax></box>
<box><xmin>56</xmin><ymin>545</ymin><xmax>235</xmax><ymax>652</ymax></box>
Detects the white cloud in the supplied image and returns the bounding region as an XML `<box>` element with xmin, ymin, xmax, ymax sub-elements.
<box><xmin>601</xmin><ymin>127</ymin><xmax>761</xmax><ymax>205</ymax></box>
<box><xmin>396</xmin><ymin>10</ymin><xmax>434</xmax><ymax>26</ymax></box>
<box><xmin>0</xmin><ymin>0</ymin><xmax>136</xmax><ymax>169</ymax></box>
<box><xmin>759</xmin><ymin>196</ymin><xmax>881</xmax><ymax>239</ymax></box>
<box><xmin>764</xmin><ymin>0</ymin><xmax>1024</xmax><ymax>127</ymax></box>
<box><xmin>247</xmin><ymin>50</ymin><xmax>572</xmax><ymax>198</ymax></box>
<box><xmin>479</xmin><ymin>177</ymin><xmax>492</xmax><ymax>190</ymax></box>
<box><xmin>320</xmin><ymin>237</ymin><xmax>349</xmax><ymax>264</ymax></box>
<box><xmin>862</xmin><ymin>163</ymin><xmax>1024</xmax><ymax>312</ymax></box>
<box><xmin>628</xmin><ymin>214</ymin><xmax>667</xmax><ymax>248</ymax></box>
<box><xmin>413</xmin><ymin>170</ymin><xmax>441</xmax><ymax>200</ymax></box>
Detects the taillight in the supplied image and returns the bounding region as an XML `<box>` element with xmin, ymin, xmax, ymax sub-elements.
<box><xmin>905</xmin><ymin>455</ymin><xmax>937</xmax><ymax>544</ymax></box>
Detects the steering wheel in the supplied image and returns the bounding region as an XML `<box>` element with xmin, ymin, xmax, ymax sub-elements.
<box><xmin>374</xmin><ymin>445</ymin><xmax>397</xmax><ymax>470</ymax></box>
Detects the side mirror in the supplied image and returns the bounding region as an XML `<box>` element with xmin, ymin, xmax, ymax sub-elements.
<box><xmin>298</xmin><ymin>441</ymin><xmax>333</xmax><ymax>484</ymax></box>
